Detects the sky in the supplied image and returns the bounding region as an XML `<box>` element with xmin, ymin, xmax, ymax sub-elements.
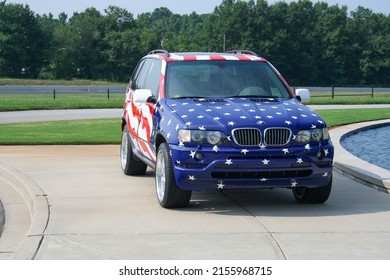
<box><xmin>5</xmin><ymin>0</ymin><xmax>390</xmax><ymax>16</ymax></box>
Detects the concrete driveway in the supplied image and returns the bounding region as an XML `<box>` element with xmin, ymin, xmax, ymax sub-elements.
<box><xmin>1</xmin><ymin>143</ymin><xmax>390</xmax><ymax>260</ymax></box>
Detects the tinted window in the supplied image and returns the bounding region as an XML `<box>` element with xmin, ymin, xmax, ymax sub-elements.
<box><xmin>144</xmin><ymin>59</ymin><xmax>162</xmax><ymax>97</ymax></box>
<box><xmin>129</xmin><ymin>59</ymin><xmax>145</xmax><ymax>90</ymax></box>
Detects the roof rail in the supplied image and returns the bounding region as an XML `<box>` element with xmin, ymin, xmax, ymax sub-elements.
<box><xmin>227</xmin><ymin>50</ymin><xmax>259</xmax><ymax>56</ymax></box>
<box><xmin>148</xmin><ymin>49</ymin><xmax>170</xmax><ymax>57</ymax></box>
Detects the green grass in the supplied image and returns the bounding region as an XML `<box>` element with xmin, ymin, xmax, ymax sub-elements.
<box><xmin>0</xmin><ymin>108</ymin><xmax>389</xmax><ymax>145</ymax></box>
<box><xmin>317</xmin><ymin>108</ymin><xmax>390</xmax><ymax>127</ymax></box>
<box><xmin>0</xmin><ymin>119</ymin><xmax>121</xmax><ymax>145</ymax></box>
<box><xmin>307</xmin><ymin>91</ymin><xmax>389</xmax><ymax>105</ymax></box>
<box><xmin>0</xmin><ymin>93</ymin><xmax>123</xmax><ymax>111</ymax></box>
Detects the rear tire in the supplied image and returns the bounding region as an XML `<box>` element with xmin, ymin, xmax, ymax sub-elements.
<box><xmin>292</xmin><ymin>175</ymin><xmax>332</xmax><ymax>204</ymax></box>
<box><xmin>155</xmin><ymin>143</ymin><xmax>191</xmax><ymax>208</ymax></box>
<box><xmin>120</xmin><ymin>126</ymin><xmax>147</xmax><ymax>175</ymax></box>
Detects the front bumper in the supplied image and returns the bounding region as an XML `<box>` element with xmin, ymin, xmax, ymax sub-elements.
<box><xmin>170</xmin><ymin>143</ymin><xmax>334</xmax><ymax>191</ymax></box>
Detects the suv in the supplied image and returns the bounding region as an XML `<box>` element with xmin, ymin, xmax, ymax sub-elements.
<box><xmin>121</xmin><ymin>50</ymin><xmax>334</xmax><ymax>208</ymax></box>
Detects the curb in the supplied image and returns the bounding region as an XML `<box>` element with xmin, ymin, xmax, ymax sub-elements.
<box><xmin>0</xmin><ymin>162</ymin><xmax>49</xmax><ymax>260</ymax></box>
<box><xmin>330</xmin><ymin>119</ymin><xmax>390</xmax><ymax>193</ymax></box>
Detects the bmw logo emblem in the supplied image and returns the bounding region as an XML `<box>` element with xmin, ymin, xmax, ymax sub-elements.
<box><xmin>257</xmin><ymin>120</ymin><xmax>265</xmax><ymax>125</ymax></box>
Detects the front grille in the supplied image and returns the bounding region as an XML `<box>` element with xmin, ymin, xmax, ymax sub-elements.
<box><xmin>232</xmin><ymin>128</ymin><xmax>261</xmax><ymax>146</ymax></box>
<box><xmin>264</xmin><ymin>128</ymin><xmax>291</xmax><ymax>146</ymax></box>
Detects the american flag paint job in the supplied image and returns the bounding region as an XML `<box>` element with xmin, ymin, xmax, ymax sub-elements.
<box><xmin>122</xmin><ymin>52</ymin><xmax>334</xmax><ymax>191</ymax></box>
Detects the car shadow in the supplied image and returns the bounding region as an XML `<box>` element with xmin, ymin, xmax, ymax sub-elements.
<box><xmin>182</xmin><ymin>179</ymin><xmax>390</xmax><ymax>218</ymax></box>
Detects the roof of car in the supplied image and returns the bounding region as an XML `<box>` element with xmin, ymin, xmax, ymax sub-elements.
<box><xmin>146</xmin><ymin>50</ymin><xmax>267</xmax><ymax>63</ymax></box>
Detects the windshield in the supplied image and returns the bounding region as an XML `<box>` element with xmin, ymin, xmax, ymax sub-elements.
<box><xmin>166</xmin><ymin>60</ymin><xmax>291</xmax><ymax>99</ymax></box>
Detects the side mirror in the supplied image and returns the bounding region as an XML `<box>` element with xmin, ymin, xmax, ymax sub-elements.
<box><xmin>295</xmin><ymin>89</ymin><xmax>310</xmax><ymax>102</ymax></box>
<box><xmin>146</xmin><ymin>95</ymin><xmax>157</xmax><ymax>104</ymax></box>
<box><xmin>133</xmin><ymin>89</ymin><xmax>153</xmax><ymax>103</ymax></box>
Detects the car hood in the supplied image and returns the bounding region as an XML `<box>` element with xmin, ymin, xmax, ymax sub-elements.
<box><xmin>161</xmin><ymin>97</ymin><xmax>326</xmax><ymax>134</ymax></box>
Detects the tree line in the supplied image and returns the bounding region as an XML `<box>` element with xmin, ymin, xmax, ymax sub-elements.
<box><xmin>1</xmin><ymin>0</ymin><xmax>389</xmax><ymax>86</ymax></box>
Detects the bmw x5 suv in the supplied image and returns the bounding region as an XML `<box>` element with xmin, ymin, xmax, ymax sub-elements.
<box><xmin>121</xmin><ymin>50</ymin><xmax>334</xmax><ymax>208</ymax></box>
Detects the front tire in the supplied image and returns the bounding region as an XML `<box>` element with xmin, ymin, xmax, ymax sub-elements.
<box><xmin>292</xmin><ymin>175</ymin><xmax>332</xmax><ymax>204</ymax></box>
<box><xmin>120</xmin><ymin>125</ymin><xmax>147</xmax><ymax>175</ymax></box>
<box><xmin>155</xmin><ymin>143</ymin><xmax>191</xmax><ymax>208</ymax></box>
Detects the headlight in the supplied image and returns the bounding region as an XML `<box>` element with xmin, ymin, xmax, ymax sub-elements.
<box><xmin>206</xmin><ymin>131</ymin><xmax>223</xmax><ymax>145</ymax></box>
<box><xmin>296</xmin><ymin>128</ymin><xmax>329</xmax><ymax>144</ymax></box>
<box><xmin>178</xmin><ymin>129</ymin><xmax>225</xmax><ymax>145</ymax></box>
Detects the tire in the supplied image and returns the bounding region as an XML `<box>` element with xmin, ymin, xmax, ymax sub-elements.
<box><xmin>292</xmin><ymin>175</ymin><xmax>332</xmax><ymax>204</ymax></box>
<box><xmin>155</xmin><ymin>142</ymin><xmax>192</xmax><ymax>208</ymax></box>
<box><xmin>120</xmin><ymin>125</ymin><xmax>147</xmax><ymax>175</ymax></box>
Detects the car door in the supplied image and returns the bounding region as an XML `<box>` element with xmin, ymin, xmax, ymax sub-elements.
<box><xmin>136</xmin><ymin>59</ymin><xmax>161</xmax><ymax>162</ymax></box>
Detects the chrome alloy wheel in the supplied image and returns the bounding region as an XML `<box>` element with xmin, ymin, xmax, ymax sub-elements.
<box><xmin>155</xmin><ymin>149</ymin><xmax>166</xmax><ymax>203</ymax></box>
<box><xmin>120</xmin><ymin>130</ymin><xmax>128</xmax><ymax>171</ymax></box>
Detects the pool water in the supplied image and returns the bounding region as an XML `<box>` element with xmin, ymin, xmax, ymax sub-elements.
<box><xmin>341</xmin><ymin>124</ymin><xmax>390</xmax><ymax>170</ymax></box>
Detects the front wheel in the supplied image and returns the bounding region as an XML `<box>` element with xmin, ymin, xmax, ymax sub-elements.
<box><xmin>155</xmin><ymin>143</ymin><xmax>191</xmax><ymax>208</ymax></box>
<box><xmin>292</xmin><ymin>176</ymin><xmax>332</xmax><ymax>204</ymax></box>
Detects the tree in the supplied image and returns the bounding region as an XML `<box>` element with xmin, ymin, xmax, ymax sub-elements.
<box><xmin>0</xmin><ymin>2</ymin><xmax>45</xmax><ymax>78</ymax></box>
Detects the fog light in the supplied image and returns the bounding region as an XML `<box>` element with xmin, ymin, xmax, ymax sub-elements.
<box><xmin>195</xmin><ymin>153</ymin><xmax>204</xmax><ymax>160</ymax></box>
<box><xmin>317</xmin><ymin>151</ymin><xmax>322</xmax><ymax>158</ymax></box>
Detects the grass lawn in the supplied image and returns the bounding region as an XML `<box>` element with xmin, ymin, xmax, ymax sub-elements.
<box><xmin>0</xmin><ymin>119</ymin><xmax>121</xmax><ymax>145</ymax></box>
<box><xmin>0</xmin><ymin>93</ymin><xmax>124</xmax><ymax>111</ymax></box>
<box><xmin>0</xmin><ymin>108</ymin><xmax>389</xmax><ymax>145</ymax></box>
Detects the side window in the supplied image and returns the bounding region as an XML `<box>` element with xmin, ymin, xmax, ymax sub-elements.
<box><xmin>129</xmin><ymin>59</ymin><xmax>145</xmax><ymax>90</ymax></box>
<box><xmin>144</xmin><ymin>59</ymin><xmax>162</xmax><ymax>97</ymax></box>
<box><xmin>135</xmin><ymin>59</ymin><xmax>153</xmax><ymax>90</ymax></box>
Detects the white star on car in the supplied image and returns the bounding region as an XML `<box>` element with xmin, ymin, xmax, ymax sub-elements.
<box><xmin>259</xmin><ymin>143</ymin><xmax>266</xmax><ymax>149</ymax></box>
<box><xmin>241</xmin><ymin>149</ymin><xmax>249</xmax><ymax>155</ymax></box>
<box><xmin>189</xmin><ymin>151</ymin><xmax>196</xmax><ymax>158</ymax></box>
<box><xmin>199</xmin><ymin>126</ymin><xmax>206</xmax><ymax>130</ymax></box>
<box><xmin>228</xmin><ymin>121</ymin><xmax>235</xmax><ymax>126</ymax></box>
<box><xmin>213</xmin><ymin>145</ymin><xmax>219</xmax><ymax>152</ymax></box>
<box><xmin>285</xmin><ymin>120</ymin><xmax>292</xmax><ymax>125</ymax></box>
<box><xmin>305</xmin><ymin>144</ymin><xmax>311</xmax><ymax>151</ymax></box>
<box><xmin>324</xmin><ymin>149</ymin><xmax>329</xmax><ymax>156</ymax></box>
<box><xmin>188</xmin><ymin>175</ymin><xmax>196</xmax><ymax>181</ymax></box>
<box><xmin>225</xmin><ymin>159</ymin><xmax>233</xmax><ymax>165</ymax></box>
<box><xmin>217</xmin><ymin>181</ymin><xmax>225</xmax><ymax>189</ymax></box>
<box><xmin>291</xmin><ymin>181</ymin><xmax>298</xmax><ymax>187</ymax></box>
<box><xmin>283</xmin><ymin>148</ymin><xmax>289</xmax><ymax>154</ymax></box>
<box><xmin>297</xmin><ymin>158</ymin><xmax>304</xmax><ymax>164</ymax></box>
<box><xmin>260</xmin><ymin>178</ymin><xmax>268</xmax><ymax>182</ymax></box>
<box><xmin>262</xmin><ymin>159</ymin><xmax>270</xmax><ymax>165</ymax></box>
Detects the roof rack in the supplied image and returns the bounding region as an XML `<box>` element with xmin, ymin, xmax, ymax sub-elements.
<box><xmin>226</xmin><ymin>50</ymin><xmax>259</xmax><ymax>56</ymax></box>
<box><xmin>148</xmin><ymin>49</ymin><xmax>170</xmax><ymax>57</ymax></box>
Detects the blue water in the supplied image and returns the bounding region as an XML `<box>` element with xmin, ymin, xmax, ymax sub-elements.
<box><xmin>341</xmin><ymin>124</ymin><xmax>390</xmax><ymax>170</ymax></box>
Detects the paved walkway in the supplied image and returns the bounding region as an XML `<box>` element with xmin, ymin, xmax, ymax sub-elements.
<box><xmin>0</xmin><ymin>107</ymin><xmax>389</xmax><ymax>260</ymax></box>
<box><xmin>1</xmin><ymin>104</ymin><xmax>390</xmax><ymax>124</ymax></box>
